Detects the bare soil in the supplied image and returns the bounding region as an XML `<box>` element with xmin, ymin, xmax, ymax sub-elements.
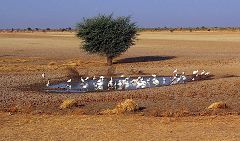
<box><xmin>0</xmin><ymin>31</ymin><xmax>240</xmax><ymax>140</ymax></box>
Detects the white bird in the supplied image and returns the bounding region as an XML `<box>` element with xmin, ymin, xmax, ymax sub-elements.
<box><xmin>170</xmin><ymin>78</ymin><xmax>177</xmax><ymax>85</ymax></box>
<box><xmin>82</xmin><ymin>83</ymin><xmax>88</xmax><ymax>89</ymax></box>
<box><xmin>200</xmin><ymin>70</ymin><xmax>205</xmax><ymax>75</ymax></box>
<box><xmin>205</xmin><ymin>72</ymin><xmax>210</xmax><ymax>76</ymax></box>
<box><xmin>162</xmin><ymin>77</ymin><xmax>166</xmax><ymax>84</ymax></box>
<box><xmin>97</xmin><ymin>79</ymin><xmax>103</xmax><ymax>85</ymax></box>
<box><xmin>124</xmin><ymin>78</ymin><xmax>130</xmax><ymax>88</ymax></box>
<box><xmin>96</xmin><ymin>80</ymin><xmax>103</xmax><ymax>90</ymax></box>
<box><xmin>179</xmin><ymin>72</ymin><xmax>187</xmax><ymax>83</ymax></box>
<box><xmin>176</xmin><ymin>77</ymin><xmax>182</xmax><ymax>83</ymax></box>
<box><xmin>96</xmin><ymin>76</ymin><xmax>104</xmax><ymax>90</ymax></box>
<box><xmin>146</xmin><ymin>78</ymin><xmax>151</xmax><ymax>86</ymax></box>
<box><xmin>97</xmin><ymin>85</ymin><xmax>103</xmax><ymax>90</ymax></box>
<box><xmin>108</xmin><ymin>77</ymin><xmax>114</xmax><ymax>88</ymax></box>
<box><xmin>173</xmin><ymin>69</ymin><xmax>178</xmax><ymax>74</ymax></box>
<box><xmin>41</xmin><ymin>73</ymin><xmax>45</xmax><ymax>78</ymax></box>
<box><xmin>85</xmin><ymin>77</ymin><xmax>89</xmax><ymax>80</ymax></box>
<box><xmin>66</xmin><ymin>84</ymin><xmax>72</xmax><ymax>89</ymax></box>
<box><xmin>67</xmin><ymin>79</ymin><xmax>71</xmax><ymax>83</ymax></box>
<box><xmin>193</xmin><ymin>70</ymin><xmax>198</xmax><ymax>76</ymax></box>
<box><xmin>46</xmin><ymin>80</ymin><xmax>50</xmax><ymax>87</ymax></box>
<box><xmin>120</xmin><ymin>75</ymin><xmax>125</xmax><ymax>77</ymax></box>
<box><xmin>152</xmin><ymin>78</ymin><xmax>159</xmax><ymax>86</ymax></box>
<box><xmin>171</xmin><ymin>75</ymin><xmax>178</xmax><ymax>85</ymax></box>
<box><xmin>182</xmin><ymin>75</ymin><xmax>187</xmax><ymax>82</ymax></box>
<box><xmin>152</xmin><ymin>74</ymin><xmax>157</xmax><ymax>77</ymax></box>
<box><xmin>80</xmin><ymin>77</ymin><xmax>85</xmax><ymax>83</ymax></box>
<box><xmin>152</xmin><ymin>75</ymin><xmax>159</xmax><ymax>86</ymax></box>
<box><xmin>130</xmin><ymin>78</ymin><xmax>138</xmax><ymax>86</ymax></box>
<box><xmin>117</xmin><ymin>80</ymin><xmax>124</xmax><ymax>90</ymax></box>
<box><xmin>93</xmin><ymin>76</ymin><xmax>96</xmax><ymax>80</ymax></box>
<box><xmin>117</xmin><ymin>80</ymin><xmax>124</xmax><ymax>87</ymax></box>
<box><xmin>136</xmin><ymin>79</ymin><xmax>147</xmax><ymax>89</ymax></box>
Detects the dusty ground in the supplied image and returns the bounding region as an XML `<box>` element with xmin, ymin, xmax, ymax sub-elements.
<box><xmin>1</xmin><ymin>112</ymin><xmax>240</xmax><ymax>141</ymax></box>
<box><xmin>0</xmin><ymin>31</ymin><xmax>240</xmax><ymax>140</ymax></box>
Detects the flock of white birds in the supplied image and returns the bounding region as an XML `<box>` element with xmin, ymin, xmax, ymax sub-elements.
<box><xmin>43</xmin><ymin>69</ymin><xmax>210</xmax><ymax>91</ymax></box>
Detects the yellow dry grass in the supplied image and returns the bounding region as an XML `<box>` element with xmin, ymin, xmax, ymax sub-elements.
<box><xmin>48</xmin><ymin>61</ymin><xmax>57</xmax><ymax>66</ymax></box>
<box><xmin>1</xmin><ymin>31</ymin><xmax>240</xmax><ymax>77</ymax></box>
<box><xmin>60</xmin><ymin>99</ymin><xmax>77</xmax><ymax>109</ymax></box>
<box><xmin>101</xmin><ymin>99</ymin><xmax>139</xmax><ymax>114</ymax></box>
<box><xmin>1</xmin><ymin>112</ymin><xmax>240</xmax><ymax>141</ymax></box>
<box><xmin>208</xmin><ymin>101</ymin><xmax>227</xmax><ymax>109</ymax></box>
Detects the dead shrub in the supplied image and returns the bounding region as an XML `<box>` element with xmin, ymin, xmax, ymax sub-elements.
<box><xmin>208</xmin><ymin>101</ymin><xmax>227</xmax><ymax>110</ymax></box>
<box><xmin>60</xmin><ymin>99</ymin><xmax>77</xmax><ymax>109</ymax></box>
<box><xmin>101</xmin><ymin>99</ymin><xmax>139</xmax><ymax>114</ymax></box>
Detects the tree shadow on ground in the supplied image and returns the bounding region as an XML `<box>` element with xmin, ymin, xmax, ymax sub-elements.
<box><xmin>114</xmin><ymin>56</ymin><xmax>176</xmax><ymax>64</ymax></box>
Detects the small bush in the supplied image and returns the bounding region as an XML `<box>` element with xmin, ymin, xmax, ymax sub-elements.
<box><xmin>101</xmin><ymin>99</ymin><xmax>139</xmax><ymax>114</ymax></box>
<box><xmin>60</xmin><ymin>99</ymin><xmax>77</xmax><ymax>109</ymax></box>
<box><xmin>208</xmin><ymin>101</ymin><xmax>227</xmax><ymax>109</ymax></box>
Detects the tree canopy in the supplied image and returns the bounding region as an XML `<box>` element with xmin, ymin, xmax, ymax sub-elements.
<box><xmin>76</xmin><ymin>14</ymin><xmax>138</xmax><ymax>65</ymax></box>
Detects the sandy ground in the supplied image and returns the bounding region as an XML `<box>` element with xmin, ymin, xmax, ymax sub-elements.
<box><xmin>1</xmin><ymin>112</ymin><xmax>240</xmax><ymax>141</ymax></box>
<box><xmin>0</xmin><ymin>31</ymin><xmax>240</xmax><ymax>140</ymax></box>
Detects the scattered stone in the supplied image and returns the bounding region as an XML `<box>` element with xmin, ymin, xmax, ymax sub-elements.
<box><xmin>208</xmin><ymin>101</ymin><xmax>227</xmax><ymax>109</ymax></box>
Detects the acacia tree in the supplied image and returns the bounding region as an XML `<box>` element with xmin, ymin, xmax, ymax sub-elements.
<box><xmin>76</xmin><ymin>14</ymin><xmax>137</xmax><ymax>66</ymax></box>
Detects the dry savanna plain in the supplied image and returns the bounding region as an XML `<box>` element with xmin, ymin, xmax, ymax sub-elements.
<box><xmin>0</xmin><ymin>31</ymin><xmax>240</xmax><ymax>140</ymax></box>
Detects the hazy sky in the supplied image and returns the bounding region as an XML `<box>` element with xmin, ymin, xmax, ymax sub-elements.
<box><xmin>1</xmin><ymin>0</ymin><xmax>240</xmax><ymax>29</ymax></box>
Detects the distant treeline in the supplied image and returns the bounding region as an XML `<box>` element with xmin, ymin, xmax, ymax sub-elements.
<box><xmin>0</xmin><ymin>27</ymin><xmax>74</xmax><ymax>33</ymax></box>
<box><xmin>1</xmin><ymin>26</ymin><xmax>240</xmax><ymax>33</ymax></box>
<box><xmin>138</xmin><ymin>27</ymin><xmax>240</xmax><ymax>32</ymax></box>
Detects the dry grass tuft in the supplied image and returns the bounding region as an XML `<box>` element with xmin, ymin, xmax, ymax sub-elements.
<box><xmin>48</xmin><ymin>61</ymin><xmax>57</xmax><ymax>66</ymax></box>
<box><xmin>63</xmin><ymin>61</ymin><xmax>78</xmax><ymax>66</ymax></box>
<box><xmin>16</xmin><ymin>59</ymin><xmax>28</xmax><ymax>63</ymax></box>
<box><xmin>67</xmin><ymin>62</ymin><xmax>78</xmax><ymax>66</ymax></box>
<box><xmin>101</xmin><ymin>99</ymin><xmax>139</xmax><ymax>114</ymax></box>
<box><xmin>208</xmin><ymin>101</ymin><xmax>227</xmax><ymax>110</ymax></box>
<box><xmin>60</xmin><ymin>99</ymin><xmax>77</xmax><ymax>109</ymax></box>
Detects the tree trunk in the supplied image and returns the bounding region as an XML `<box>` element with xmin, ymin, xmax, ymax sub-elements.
<box><xmin>107</xmin><ymin>56</ymin><xmax>113</xmax><ymax>66</ymax></box>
